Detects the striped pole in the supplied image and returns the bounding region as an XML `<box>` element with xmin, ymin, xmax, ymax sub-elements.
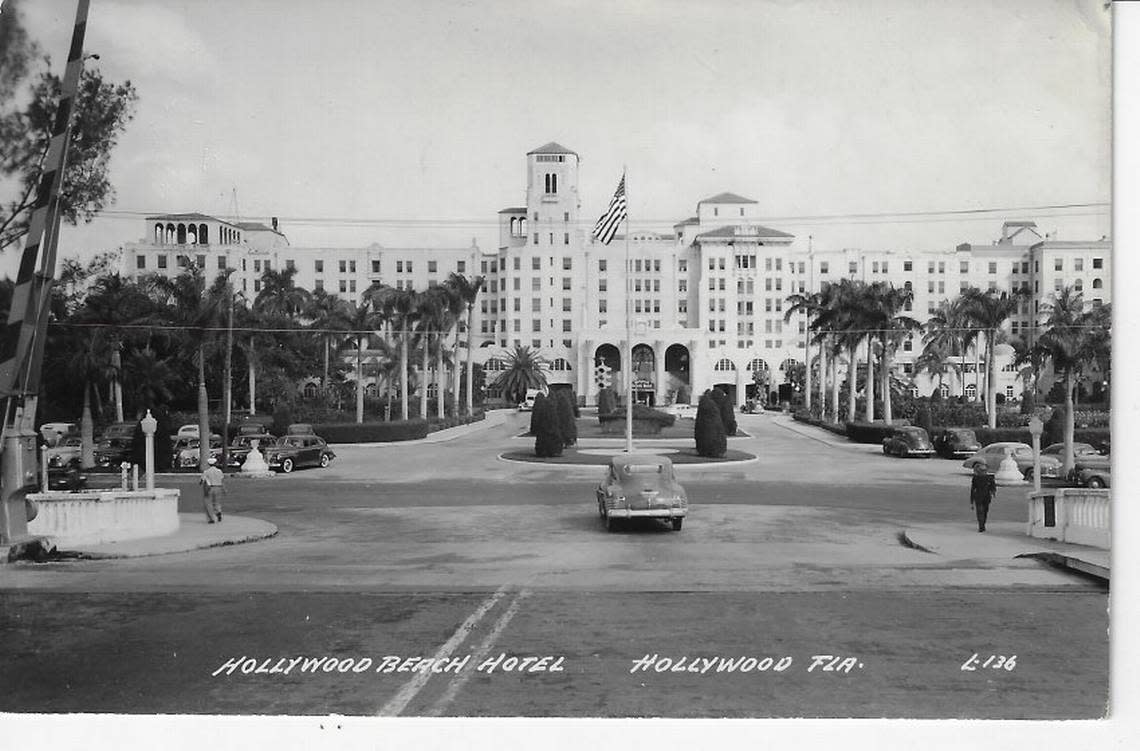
<box><xmin>1</xmin><ymin>0</ymin><xmax>91</xmax><ymax>544</ymax></box>
<box><xmin>0</xmin><ymin>0</ymin><xmax>91</xmax><ymax>402</ymax></box>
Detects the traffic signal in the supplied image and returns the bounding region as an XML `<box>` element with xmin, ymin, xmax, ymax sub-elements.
<box><xmin>594</xmin><ymin>361</ymin><xmax>612</xmax><ymax>389</ymax></box>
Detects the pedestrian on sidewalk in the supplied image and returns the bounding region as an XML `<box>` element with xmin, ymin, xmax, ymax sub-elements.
<box><xmin>200</xmin><ymin>456</ymin><xmax>226</xmax><ymax>524</ymax></box>
<box><xmin>970</xmin><ymin>463</ymin><xmax>996</xmax><ymax>532</ymax></box>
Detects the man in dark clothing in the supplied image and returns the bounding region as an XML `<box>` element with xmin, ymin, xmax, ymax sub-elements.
<box><xmin>970</xmin><ymin>463</ymin><xmax>997</xmax><ymax>532</ymax></box>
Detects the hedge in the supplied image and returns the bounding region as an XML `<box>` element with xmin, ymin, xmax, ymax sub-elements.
<box><xmin>313</xmin><ymin>420</ymin><xmax>429</xmax><ymax>443</ymax></box>
<box><xmin>845</xmin><ymin>420</ymin><xmax>912</xmax><ymax>444</ymax></box>
<box><xmin>793</xmin><ymin>411</ymin><xmax>847</xmax><ymax>436</ymax></box>
<box><xmin>598</xmin><ymin>404</ymin><xmax>676</xmax><ymax>427</ymax></box>
<box><xmin>971</xmin><ymin>427</ymin><xmax>1111</xmax><ymax>447</ymax></box>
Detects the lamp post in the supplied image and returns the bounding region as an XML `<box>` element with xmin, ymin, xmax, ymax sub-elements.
<box><xmin>141</xmin><ymin>410</ymin><xmax>157</xmax><ymax>491</ymax></box>
<box><xmin>1028</xmin><ymin>415</ymin><xmax>1043</xmax><ymax>493</ymax></box>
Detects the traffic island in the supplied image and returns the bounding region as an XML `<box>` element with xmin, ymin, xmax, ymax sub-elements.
<box><xmin>500</xmin><ymin>446</ymin><xmax>756</xmax><ymax>466</ymax></box>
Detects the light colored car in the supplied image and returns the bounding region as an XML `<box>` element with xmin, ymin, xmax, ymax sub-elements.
<box><xmin>45</xmin><ymin>435</ymin><xmax>83</xmax><ymax>468</ymax></box>
<box><xmin>596</xmin><ymin>453</ymin><xmax>688</xmax><ymax>532</ymax></box>
<box><xmin>176</xmin><ymin>434</ymin><xmax>223</xmax><ymax>469</ymax></box>
<box><xmin>264</xmin><ymin>434</ymin><xmax>335</xmax><ymax>473</ymax></box>
<box><xmin>1042</xmin><ymin>442</ymin><xmax>1102</xmax><ymax>460</ymax></box>
<box><xmin>518</xmin><ymin>388</ymin><xmax>547</xmax><ymax>412</ymax></box>
<box><xmin>40</xmin><ymin>422</ymin><xmax>78</xmax><ymax>447</ymax></box>
<box><xmin>662</xmin><ymin>403</ymin><xmax>697</xmax><ymax>420</ymax></box>
<box><xmin>175</xmin><ymin>424</ymin><xmax>200</xmax><ymax>440</ymax></box>
<box><xmin>962</xmin><ymin>442</ymin><xmax>1062</xmax><ymax>480</ymax></box>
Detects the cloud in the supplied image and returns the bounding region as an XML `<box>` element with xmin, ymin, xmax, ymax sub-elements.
<box><xmin>85</xmin><ymin>1</ymin><xmax>222</xmax><ymax>86</ymax></box>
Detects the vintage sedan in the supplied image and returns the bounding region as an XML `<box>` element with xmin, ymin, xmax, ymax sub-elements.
<box><xmin>595</xmin><ymin>454</ymin><xmax>688</xmax><ymax>532</ymax></box>
<box><xmin>264</xmin><ymin>434</ymin><xmax>336</xmax><ymax>473</ymax></box>
<box><xmin>93</xmin><ymin>437</ymin><xmax>133</xmax><ymax>469</ymax></box>
<box><xmin>1076</xmin><ymin>466</ymin><xmax>1110</xmax><ymax>489</ymax></box>
<box><xmin>176</xmin><ymin>434</ymin><xmax>224</xmax><ymax>469</ymax></box>
<box><xmin>225</xmin><ymin>432</ymin><xmax>275</xmax><ymax>469</ymax></box>
<box><xmin>882</xmin><ymin>426</ymin><xmax>935</xmax><ymax>458</ymax></box>
<box><xmin>962</xmin><ymin>442</ymin><xmax>1062</xmax><ymax>480</ymax></box>
<box><xmin>932</xmin><ymin>428</ymin><xmax>982</xmax><ymax>459</ymax></box>
<box><xmin>45</xmin><ymin>435</ymin><xmax>83</xmax><ymax>468</ymax></box>
<box><xmin>46</xmin><ymin>466</ymin><xmax>88</xmax><ymax>492</ymax></box>
<box><xmin>1042</xmin><ymin>442</ymin><xmax>1102</xmax><ymax>460</ymax></box>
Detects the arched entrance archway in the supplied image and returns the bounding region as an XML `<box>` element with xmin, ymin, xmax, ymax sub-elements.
<box><xmin>631</xmin><ymin>344</ymin><xmax>656</xmax><ymax>405</ymax></box>
<box><xmin>747</xmin><ymin>358</ymin><xmax>772</xmax><ymax>403</ymax></box>
<box><xmin>712</xmin><ymin>357</ymin><xmax>737</xmax><ymax>405</ymax></box>
<box><xmin>664</xmin><ymin>344</ymin><xmax>691</xmax><ymax>404</ymax></box>
<box><xmin>594</xmin><ymin>344</ymin><xmax>622</xmax><ymax>394</ymax></box>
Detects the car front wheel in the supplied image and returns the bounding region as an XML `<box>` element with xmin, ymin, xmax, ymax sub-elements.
<box><xmin>1022</xmin><ymin>467</ymin><xmax>1034</xmax><ymax>481</ymax></box>
<box><xmin>281</xmin><ymin>457</ymin><xmax>295</xmax><ymax>473</ymax></box>
<box><xmin>1086</xmin><ymin>476</ymin><xmax>1105</xmax><ymax>489</ymax></box>
<box><xmin>320</xmin><ymin>454</ymin><xmax>330</xmax><ymax>468</ymax></box>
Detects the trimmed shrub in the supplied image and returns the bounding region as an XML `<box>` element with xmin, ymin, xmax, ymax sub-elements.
<box><xmin>675</xmin><ymin>384</ymin><xmax>692</xmax><ymax>404</ymax></box>
<box><xmin>598</xmin><ymin>404</ymin><xmax>676</xmax><ymax>435</ymax></box>
<box><xmin>1043</xmin><ymin>402</ymin><xmax>1066</xmax><ymax>447</ymax></box>
<box><xmin>314</xmin><ymin>420</ymin><xmax>429</xmax><ymax>443</ymax></box>
<box><xmin>708</xmin><ymin>388</ymin><xmax>736</xmax><ymax>437</ymax></box>
<box><xmin>597</xmin><ymin>387</ymin><xmax>617</xmax><ymax>417</ymax></box>
<box><xmin>272</xmin><ymin>404</ymin><xmax>293</xmax><ymax>437</ymax></box>
<box><xmin>694</xmin><ymin>393</ymin><xmax>727</xmax><ymax>458</ymax></box>
<box><xmin>529</xmin><ymin>393</ymin><xmax>545</xmax><ymax>436</ymax></box>
<box><xmin>845</xmin><ymin>420</ymin><xmax>911</xmax><ymax>444</ymax></box>
<box><xmin>915</xmin><ymin>404</ymin><xmax>933</xmax><ymax>434</ymax></box>
<box><xmin>555</xmin><ymin>390</ymin><xmax>577</xmax><ymax>447</ymax></box>
<box><xmin>532</xmin><ymin>394</ymin><xmax>564</xmax><ymax>457</ymax></box>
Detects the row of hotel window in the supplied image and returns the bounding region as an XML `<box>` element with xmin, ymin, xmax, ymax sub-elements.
<box><xmin>137</xmin><ymin>254</ymin><xmax>465</xmax><ymax>276</ymax></box>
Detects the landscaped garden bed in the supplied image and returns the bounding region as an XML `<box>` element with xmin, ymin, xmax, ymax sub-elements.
<box><xmin>500</xmin><ymin>446</ymin><xmax>756</xmax><ymax>466</ymax></box>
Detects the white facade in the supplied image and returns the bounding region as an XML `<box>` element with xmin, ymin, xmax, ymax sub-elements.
<box><xmin>119</xmin><ymin>143</ymin><xmax>1112</xmax><ymax>408</ymax></box>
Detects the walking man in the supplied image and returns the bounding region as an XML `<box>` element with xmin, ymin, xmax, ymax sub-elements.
<box><xmin>200</xmin><ymin>456</ymin><xmax>226</xmax><ymax>524</ymax></box>
<box><xmin>969</xmin><ymin>463</ymin><xmax>997</xmax><ymax>532</ymax></box>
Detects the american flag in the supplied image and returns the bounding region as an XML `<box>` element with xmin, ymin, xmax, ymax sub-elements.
<box><xmin>592</xmin><ymin>174</ymin><xmax>627</xmax><ymax>245</ymax></box>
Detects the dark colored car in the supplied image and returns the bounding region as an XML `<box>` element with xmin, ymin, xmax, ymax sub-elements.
<box><xmin>46</xmin><ymin>466</ymin><xmax>88</xmax><ymax>492</ymax></box>
<box><xmin>1076</xmin><ymin>466</ymin><xmax>1110</xmax><ymax>489</ymax></box>
<box><xmin>226</xmin><ymin>432</ymin><xmax>275</xmax><ymax>469</ymax></box>
<box><xmin>932</xmin><ymin>428</ymin><xmax>982</xmax><ymax>459</ymax></box>
<box><xmin>882</xmin><ymin>426</ymin><xmax>935</xmax><ymax>458</ymax></box>
<box><xmin>595</xmin><ymin>453</ymin><xmax>688</xmax><ymax>531</ymax></box>
<box><xmin>93</xmin><ymin>437</ymin><xmax>133</xmax><ymax>469</ymax></box>
<box><xmin>264</xmin><ymin>434</ymin><xmax>335</xmax><ymax>473</ymax></box>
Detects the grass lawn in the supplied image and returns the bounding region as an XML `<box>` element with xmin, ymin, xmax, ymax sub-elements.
<box><xmin>520</xmin><ymin>416</ymin><xmax>747</xmax><ymax>441</ymax></box>
<box><xmin>501</xmin><ymin>446</ymin><xmax>756</xmax><ymax>465</ymax></box>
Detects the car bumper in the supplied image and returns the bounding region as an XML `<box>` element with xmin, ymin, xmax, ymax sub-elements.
<box><xmin>606</xmin><ymin>507</ymin><xmax>687</xmax><ymax>519</ymax></box>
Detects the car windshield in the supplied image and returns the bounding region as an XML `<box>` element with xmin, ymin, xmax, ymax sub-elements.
<box><xmin>953</xmin><ymin>430</ymin><xmax>976</xmax><ymax>441</ymax></box>
<box><xmin>1014</xmin><ymin>447</ymin><xmax>1033</xmax><ymax>457</ymax></box>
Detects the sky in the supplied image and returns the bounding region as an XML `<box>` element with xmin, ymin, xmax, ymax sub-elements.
<box><xmin>2</xmin><ymin>0</ymin><xmax>1114</xmax><ymax>277</ymax></box>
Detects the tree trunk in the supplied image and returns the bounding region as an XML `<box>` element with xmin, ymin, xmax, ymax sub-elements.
<box><xmin>1062</xmin><ymin>370</ymin><xmax>1075</xmax><ymax>476</ymax></box>
<box><xmin>465</xmin><ymin>304</ymin><xmax>476</xmax><ymax>415</ymax></box>
<box><xmin>847</xmin><ymin>344</ymin><xmax>858</xmax><ymax>423</ymax></box>
<box><xmin>829</xmin><ymin>348</ymin><xmax>839</xmax><ymax>424</ymax></box>
<box><xmin>323</xmin><ymin>335</ymin><xmax>330</xmax><ymax>389</ymax></box>
<box><xmin>111</xmin><ymin>347</ymin><xmax>123</xmax><ymax>422</ymax></box>
<box><xmin>972</xmin><ymin>334</ymin><xmax>981</xmax><ymax>402</ymax></box>
<box><xmin>817</xmin><ymin>340</ymin><xmax>826</xmax><ymax>417</ymax></box>
<box><xmin>400</xmin><ymin>331</ymin><xmax>409</xmax><ymax>421</ymax></box>
<box><xmin>451</xmin><ymin>321</ymin><xmax>461</xmax><ymax>418</ymax></box>
<box><xmin>197</xmin><ymin>345</ymin><xmax>210</xmax><ymax>471</ymax></box>
<box><xmin>803</xmin><ymin>328</ymin><xmax>812</xmax><ymax>413</ymax></box>
<box><xmin>437</xmin><ymin>337</ymin><xmax>445</xmax><ymax>418</ymax></box>
<box><xmin>881</xmin><ymin>335</ymin><xmax>892</xmax><ymax>424</ymax></box>
<box><xmin>986</xmin><ymin>333</ymin><xmax>997</xmax><ymax>429</ymax></box>
<box><xmin>248</xmin><ymin>336</ymin><xmax>256</xmax><ymax>415</ymax></box>
<box><xmin>420</xmin><ymin>332</ymin><xmax>430</xmax><ymax>420</ymax></box>
<box><xmin>864</xmin><ymin>338</ymin><xmax>874</xmax><ymax>423</ymax></box>
<box><xmin>80</xmin><ymin>385</ymin><xmax>95</xmax><ymax>469</ymax></box>
<box><xmin>356</xmin><ymin>335</ymin><xmax>365</xmax><ymax>424</ymax></box>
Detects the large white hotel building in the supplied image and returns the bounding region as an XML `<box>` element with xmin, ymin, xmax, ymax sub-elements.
<box><xmin>121</xmin><ymin>142</ymin><xmax>1111</xmax><ymax>408</ymax></box>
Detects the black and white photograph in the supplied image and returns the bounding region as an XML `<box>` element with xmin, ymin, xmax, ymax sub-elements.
<box><xmin>0</xmin><ymin>0</ymin><xmax>1134</xmax><ymax>747</ymax></box>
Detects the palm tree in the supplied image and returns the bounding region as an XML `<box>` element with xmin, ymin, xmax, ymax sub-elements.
<box><xmin>962</xmin><ymin>288</ymin><xmax>1023</xmax><ymax>428</ymax></box>
<box><xmin>254</xmin><ymin>267</ymin><xmax>312</xmax><ymax>321</ymax></box>
<box><xmin>816</xmin><ymin>279</ymin><xmax>872</xmax><ymax>423</ymax></box>
<box><xmin>493</xmin><ymin>344</ymin><xmax>549</xmax><ymax>404</ymax></box>
<box><xmin>864</xmin><ymin>281</ymin><xmax>922</xmax><ymax>423</ymax></box>
<box><xmin>446</xmin><ymin>273</ymin><xmax>485</xmax><ymax>416</ymax></box>
<box><xmin>1009</xmin><ymin>335</ymin><xmax>1050</xmax><ymax>401</ymax></box>
<box><xmin>147</xmin><ymin>268</ymin><xmax>229</xmax><ymax>469</ymax></box>
<box><xmin>784</xmin><ymin>289</ymin><xmax>826</xmax><ymax>413</ymax></box>
<box><xmin>342</xmin><ymin>297</ymin><xmax>378</xmax><ymax>423</ymax></box>
<box><xmin>914</xmin><ymin>342</ymin><xmax>959</xmax><ymax>396</ymax></box>
<box><xmin>366</xmin><ymin>284</ymin><xmax>418</xmax><ymax>420</ymax></box>
<box><xmin>924</xmin><ymin>297</ymin><xmax>971</xmax><ymax>397</ymax></box>
<box><xmin>304</xmin><ymin>288</ymin><xmax>353</xmax><ymax>392</ymax></box>
<box><xmin>412</xmin><ymin>287</ymin><xmax>454</xmax><ymax>419</ymax></box>
<box><xmin>1038</xmin><ymin>287</ymin><xmax>1089</xmax><ymax>475</ymax></box>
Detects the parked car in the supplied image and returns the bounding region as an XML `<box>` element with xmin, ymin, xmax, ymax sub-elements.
<box><xmin>932</xmin><ymin>428</ymin><xmax>981</xmax><ymax>459</ymax></box>
<box><xmin>46</xmin><ymin>466</ymin><xmax>88</xmax><ymax>492</ymax></box>
<box><xmin>226</xmin><ymin>432</ymin><xmax>275</xmax><ymax>469</ymax></box>
<box><xmin>175</xmin><ymin>424</ymin><xmax>200</xmax><ymax>439</ymax></box>
<box><xmin>595</xmin><ymin>453</ymin><xmax>688</xmax><ymax>532</ymax></box>
<box><xmin>882</xmin><ymin>426</ymin><xmax>935</xmax><ymax>458</ymax></box>
<box><xmin>263</xmin><ymin>434</ymin><xmax>335</xmax><ymax>473</ymax></box>
<box><xmin>39</xmin><ymin>422</ymin><xmax>78</xmax><ymax>447</ymax></box>
<box><xmin>45</xmin><ymin>435</ymin><xmax>83</xmax><ymax>468</ymax></box>
<box><xmin>662</xmin><ymin>403</ymin><xmax>697</xmax><ymax>420</ymax></box>
<box><xmin>1076</xmin><ymin>466</ymin><xmax>1110</xmax><ymax>489</ymax></box>
<box><xmin>100</xmin><ymin>422</ymin><xmax>136</xmax><ymax>442</ymax></box>
<box><xmin>93</xmin><ymin>437</ymin><xmax>133</xmax><ymax>468</ymax></box>
<box><xmin>1042</xmin><ymin>442</ymin><xmax>1102</xmax><ymax>460</ymax></box>
<box><xmin>518</xmin><ymin>389</ymin><xmax>547</xmax><ymax>412</ymax></box>
<box><xmin>962</xmin><ymin>442</ymin><xmax>1062</xmax><ymax>480</ymax></box>
<box><xmin>176</xmin><ymin>434</ymin><xmax>224</xmax><ymax>469</ymax></box>
<box><xmin>286</xmin><ymin>423</ymin><xmax>316</xmax><ymax>436</ymax></box>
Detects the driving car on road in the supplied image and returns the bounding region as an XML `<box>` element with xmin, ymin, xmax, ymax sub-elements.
<box><xmin>882</xmin><ymin>426</ymin><xmax>935</xmax><ymax>458</ymax></box>
<box><xmin>596</xmin><ymin>454</ymin><xmax>688</xmax><ymax>532</ymax></box>
<box><xmin>962</xmin><ymin>442</ymin><xmax>1062</xmax><ymax>480</ymax></box>
<box><xmin>264</xmin><ymin>434</ymin><xmax>336</xmax><ymax>473</ymax></box>
<box><xmin>932</xmin><ymin>428</ymin><xmax>982</xmax><ymax>459</ymax></box>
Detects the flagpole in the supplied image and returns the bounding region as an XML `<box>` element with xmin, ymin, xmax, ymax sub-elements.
<box><xmin>624</xmin><ymin>168</ymin><xmax>633</xmax><ymax>454</ymax></box>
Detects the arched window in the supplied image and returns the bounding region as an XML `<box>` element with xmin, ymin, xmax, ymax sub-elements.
<box><xmin>166</xmin><ymin>223</ymin><xmax>176</xmax><ymax>243</ymax></box>
<box><xmin>965</xmin><ymin>383</ymin><xmax>977</xmax><ymax>400</ymax></box>
<box><xmin>939</xmin><ymin>383</ymin><xmax>949</xmax><ymax>399</ymax></box>
<box><xmin>1074</xmin><ymin>279</ymin><xmax>1083</xmax><ymax>291</ymax></box>
<box><xmin>551</xmin><ymin>358</ymin><xmax>571</xmax><ymax>371</ymax></box>
<box><xmin>714</xmin><ymin>358</ymin><xmax>736</xmax><ymax>372</ymax></box>
<box><xmin>302</xmin><ymin>382</ymin><xmax>318</xmax><ymax>399</ymax></box>
<box><xmin>510</xmin><ymin>217</ymin><xmax>517</xmax><ymax>236</ymax></box>
<box><xmin>484</xmin><ymin>357</ymin><xmax>506</xmax><ymax>372</ymax></box>
<box><xmin>365</xmin><ymin>383</ymin><xmax>378</xmax><ymax>397</ymax></box>
<box><xmin>198</xmin><ymin>224</ymin><xmax>208</xmax><ymax>244</ymax></box>
<box><xmin>176</xmin><ymin>223</ymin><xmax>187</xmax><ymax>244</ymax></box>
<box><xmin>909</xmin><ymin>385</ymin><xmax>920</xmax><ymax>398</ymax></box>
<box><xmin>1005</xmin><ymin>385</ymin><xmax>1015</xmax><ymax>400</ymax></box>
<box><xmin>154</xmin><ymin>224</ymin><xmax>164</xmax><ymax>244</ymax></box>
<box><xmin>780</xmin><ymin>358</ymin><xmax>798</xmax><ymax>373</ymax></box>
<box><xmin>519</xmin><ymin>218</ymin><xmax>527</xmax><ymax>236</ymax></box>
<box><xmin>1092</xmin><ymin>278</ymin><xmax>1103</xmax><ymax>289</ymax></box>
<box><xmin>746</xmin><ymin>358</ymin><xmax>769</xmax><ymax>373</ymax></box>
<box><xmin>187</xmin><ymin>225</ymin><xmax>197</xmax><ymax>244</ymax></box>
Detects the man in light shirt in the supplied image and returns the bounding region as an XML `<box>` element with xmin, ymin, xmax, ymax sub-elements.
<box><xmin>200</xmin><ymin>456</ymin><xmax>226</xmax><ymax>523</ymax></box>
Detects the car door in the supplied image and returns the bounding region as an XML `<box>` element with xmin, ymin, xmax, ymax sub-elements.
<box><xmin>302</xmin><ymin>437</ymin><xmax>321</xmax><ymax>467</ymax></box>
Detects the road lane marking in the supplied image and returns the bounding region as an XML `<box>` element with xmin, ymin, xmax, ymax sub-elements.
<box><xmin>376</xmin><ymin>585</ymin><xmax>508</xmax><ymax>717</ymax></box>
<box><xmin>425</xmin><ymin>588</ymin><xmax>531</xmax><ymax>717</ymax></box>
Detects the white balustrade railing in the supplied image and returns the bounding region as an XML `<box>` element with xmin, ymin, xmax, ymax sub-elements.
<box><xmin>1027</xmin><ymin>488</ymin><xmax>1110</xmax><ymax>549</ymax></box>
<box><xmin>26</xmin><ymin>489</ymin><xmax>180</xmax><ymax>548</ymax></box>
